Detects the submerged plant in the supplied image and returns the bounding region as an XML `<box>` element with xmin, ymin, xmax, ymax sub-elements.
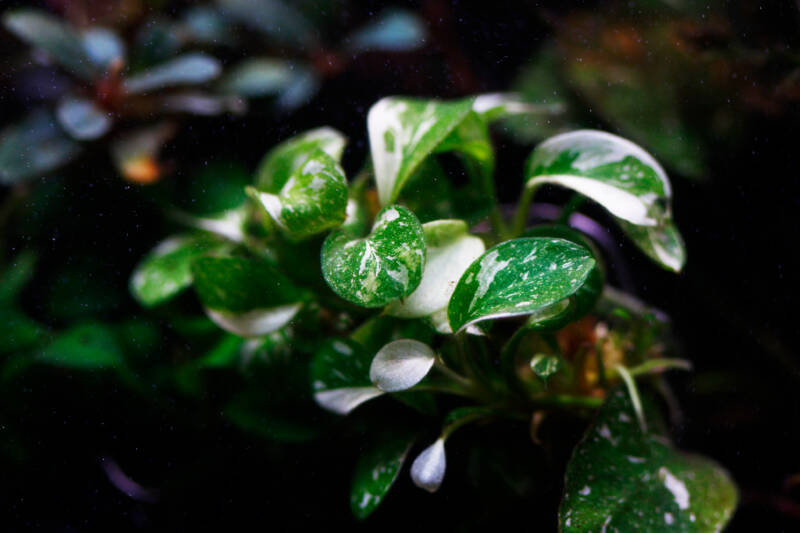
<box><xmin>130</xmin><ymin>93</ymin><xmax>737</xmax><ymax>530</ymax></box>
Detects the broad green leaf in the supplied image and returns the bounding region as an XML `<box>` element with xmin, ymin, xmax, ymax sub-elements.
<box><xmin>217</xmin><ymin>0</ymin><xmax>317</xmax><ymax>49</ymax></box>
<box><xmin>191</xmin><ymin>256</ymin><xmax>303</xmax><ymax>337</ymax></box>
<box><xmin>435</xmin><ymin>109</ymin><xmax>495</xmax><ymax>187</ymax></box>
<box><xmin>618</xmin><ymin>219</ymin><xmax>686</xmax><ymax>273</ymax></box>
<box><xmin>367</xmin><ymin>96</ymin><xmax>473</xmax><ymax>205</ymax></box>
<box><xmin>560</xmin><ymin>388</ymin><xmax>737</xmax><ymax>532</ymax></box>
<box><xmin>0</xmin><ymin>109</ymin><xmax>80</xmax><ymax>184</ymax></box>
<box><xmin>448</xmin><ymin>237</ymin><xmax>596</xmax><ymax>332</ymax></box>
<box><xmin>522</xmin><ymin>225</ymin><xmax>604</xmax><ymax>331</ymax></box>
<box><xmin>369</xmin><ymin>339</ymin><xmax>435</xmax><ymax>392</ymax></box>
<box><xmin>3</xmin><ymin>9</ymin><xmax>96</xmax><ymax>80</ymax></box>
<box><xmin>255</xmin><ymin>127</ymin><xmax>346</xmax><ymax>190</ymax></box>
<box><xmin>56</xmin><ymin>96</ymin><xmax>112</xmax><ymax>140</ymax></box>
<box><xmin>351</xmin><ymin>426</ymin><xmax>417</xmax><ymax>520</ymax></box>
<box><xmin>526</xmin><ymin>130</ymin><xmax>672</xmax><ymax>226</ymax></box>
<box><xmin>179</xmin><ymin>161</ymin><xmax>250</xmax><ymax>217</ymax></box>
<box><xmin>473</xmin><ymin>92</ymin><xmax>552</xmax><ymax>121</ymax></box>
<box><xmin>322</xmin><ymin>205</ymin><xmax>425</xmax><ymax>308</ymax></box>
<box><xmin>123</xmin><ymin>53</ymin><xmax>222</xmax><ymax>95</ymax></box>
<box><xmin>81</xmin><ymin>27</ymin><xmax>125</xmax><ymax>69</ymax></box>
<box><xmin>219</xmin><ymin>58</ymin><xmax>295</xmax><ymax>97</ymax></box>
<box><xmin>386</xmin><ymin>219</ymin><xmax>485</xmax><ymax>322</ymax></box>
<box><xmin>346</xmin><ymin>9</ymin><xmax>427</xmax><ymax>53</ymax></box>
<box><xmin>311</xmin><ymin>338</ymin><xmax>384</xmax><ymax>415</ymax></box>
<box><xmin>130</xmin><ymin>234</ymin><xmax>225</xmax><ymax>308</ymax></box>
<box><xmin>37</xmin><ymin>323</ymin><xmax>123</xmax><ymax>369</ymax></box>
<box><xmin>410</xmin><ymin>438</ymin><xmax>446</xmax><ymax>493</ymax></box>
<box><xmin>248</xmin><ymin>148</ymin><xmax>348</xmax><ymax>240</ymax></box>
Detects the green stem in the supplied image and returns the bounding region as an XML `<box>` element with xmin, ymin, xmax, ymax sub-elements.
<box><xmin>528</xmin><ymin>393</ymin><xmax>604</xmax><ymax>410</ymax></box>
<box><xmin>555</xmin><ymin>194</ymin><xmax>586</xmax><ymax>225</ymax></box>
<box><xmin>412</xmin><ymin>383</ymin><xmax>476</xmax><ymax>399</ymax></box>
<box><xmin>615</xmin><ymin>364</ymin><xmax>647</xmax><ymax>432</ymax></box>
<box><xmin>510</xmin><ymin>182</ymin><xmax>541</xmax><ymax>237</ymax></box>
<box><xmin>613</xmin><ymin>358</ymin><xmax>693</xmax><ymax>378</ymax></box>
<box><xmin>434</xmin><ymin>357</ymin><xmax>474</xmax><ymax>390</ymax></box>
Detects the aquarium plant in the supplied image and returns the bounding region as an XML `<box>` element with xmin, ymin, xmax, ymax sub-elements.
<box><xmin>129</xmin><ymin>93</ymin><xmax>737</xmax><ymax>531</ymax></box>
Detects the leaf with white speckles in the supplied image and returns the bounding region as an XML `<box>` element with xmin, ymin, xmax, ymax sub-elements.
<box><xmin>255</xmin><ymin>127</ymin><xmax>346</xmax><ymax>191</ymax></box>
<box><xmin>248</xmin><ymin>148</ymin><xmax>348</xmax><ymax>240</ymax></box>
<box><xmin>386</xmin><ymin>219</ymin><xmax>485</xmax><ymax>319</ymax></box>
<box><xmin>191</xmin><ymin>256</ymin><xmax>303</xmax><ymax>337</ymax></box>
<box><xmin>322</xmin><ymin>205</ymin><xmax>425</xmax><ymax>308</ymax></box>
<box><xmin>617</xmin><ymin>219</ymin><xmax>686</xmax><ymax>273</ymax></box>
<box><xmin>130</xmin><ymin>233</ymin><xmax>226</xmax><ymax>308</ymax></box>
<box><xmin>311</xmin><ymin>338</ymin><xmax>384</xmax><ymax>415</ymax></box>
<box><xmin>526</xmin><ymin>130</ymin><xmax>672</xmax><ymax>226</ymax></box>
<box><xmin>350</xmin><ymin>426</ymin><xmax>417</xmax><ymax>520</ymax></box>
<box><xmin>447</xmin><ymin>237</ymin><xmax>595</xmax><ymax>333</ymax></box>
<box><xmin>560</xmin><ymin>388</ymin><xmax>738</xmax><ymax>533</ymax></box>
<box><xmin>367</xmin><ymin>97</ymin><xmax>473</xmax><ymax>205</ymax></box>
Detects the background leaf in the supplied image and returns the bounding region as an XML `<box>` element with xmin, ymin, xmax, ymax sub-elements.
<box><xmin>123</xmin><ymin>53</ymin><xmax>222</xmax><ymax>95</ymax></box>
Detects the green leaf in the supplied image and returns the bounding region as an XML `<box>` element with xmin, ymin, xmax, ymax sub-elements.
<box><xmin>248</xmin><ymin>148</ymin><xmax>348</xmax><ymax>240</ymax></box>
<box><xmin>191</xmin><ymin>256</ymin><xmax>303</xmax><ymax>337</ymax></box>
<box><xmin>367</xmin><ymin>96</ymin><xmax>474</xmax><ymax>205</ymax></box>
<box><xmin>0</xmin><ymin>109</ymin><xmax>80</xmax><ymax>184</ymax></box>
<box><xmin>526</xmin><ymin>130</ymin><xmax>672</xmax><ymax>226</ymax></box>
<box><xmin>0</xmin><ymin>308</ymin><xmax>46</xmax><ymax>356</ymax></box>
<box><xmin>311</xmin><ymin>338</ymin><xmax>384</xmax><ymax>415</ymax></box>
<box><xmin>56</xmin><ymin>96</ymin><xmax>112</xmax><ymax>140</ymax></box>
<box><xmin>560</xmin><ymin>388</ymin><xmax>737</xmax><ymax>532</ymax></box>
<box><xmin>618</xmin><ymin>219</ymin><xmax>686</xmax><ymax>273</ymax></box>
<box><xmin>255</xmin><ymin>127</ymin><xmax>346</xmax><ymax>191</ymax></box>
<box><xmin>346</xmin><ymin>9</ymin><xmax>427</xmax><ymax>53</ymax></box>
<box><xmin>351</xmin><ymin>426</ymin><xmax>417</xmax><ymax>520</ymax></box>
<box><xmin>123</xmin><ymin>53</ymin><xmax>222</xmax><ymax>95</ymax></box>
<box><xmin>3</xmin><ymin>9</ymin><xmax>96</xmax><ymax>80</ymax></box>
<box><xmin>130</xmin><ymin>234</ymin><xmax>226</xmax><ymax>308</ymax></box>
<box><xmin>530</xmin><ymin>354</ymin><xmax>561</xmax><ymax>382</ymax></box>
<box><xmin>472</xmin><ymin>92</ymin><xmax>552</xmax><ymax>121</ymax></box>
<box><xmin>522</xmin><ymin>225</ymin><xmax>604</xmax><ymax>331</ymax></box>
<box><xmin>448</xmin><ymin>237</ymin><xmax>596</xmax><ymax>332</ymax></box>
<box><xmin>37</xmin><ymin>323</ymin><xmax>123</xmax><ymax>369</ymax></box>
<box><xmin>386</xmin><ymin>219</ymin><xmax>484</xmax><ymax>326</ymax></box>
<box><xmin>322</xmin><ymin>205</ymin><xmax>425</xmax><ymax>308</ymax></box>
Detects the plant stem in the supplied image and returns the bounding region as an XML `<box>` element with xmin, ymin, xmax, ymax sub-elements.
<box><xmin>510</xmin><ymin>182</ymin><xmax>540</xmax><ymax>237</ymax></box>
<box><xmin>528</xmin><ymin>394</ymin><xmax>603</xmax><ymax>410</ymax></box>
<box><xmin>434</xmin><ymin>357</ymin><xmax>473</xmax><ymax>390</ymax></box>
<box><xmin>412</xmin><ymin>383</ymin><xmax>475</xmax><ymax>398</ymax></box>
<box><xmin>613</xmin><ymin>358</ymin><xmax>693</xmax><ymax>378</ymax></box>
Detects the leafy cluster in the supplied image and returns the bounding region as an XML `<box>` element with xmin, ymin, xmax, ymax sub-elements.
<box><xmin>128</xmin><ymin>93</ymin><xmax>737</xmax><ymax>529</ymax></box>
<box><xmin>0</xmin><ymin>2</ymin><xmax>427</xmax><ymax>185</ymax></box>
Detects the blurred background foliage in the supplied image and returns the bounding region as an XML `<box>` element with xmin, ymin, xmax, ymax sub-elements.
<box><xmin>0</xmin><ymin>0</ymin><xmax>799</xmax><ymax>530</ymax></box>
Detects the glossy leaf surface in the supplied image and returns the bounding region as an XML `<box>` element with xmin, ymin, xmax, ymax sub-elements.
<box><xmin>560</xmin><ymin>389</ymin><xmax>737</xmax><ymax>532</ymax></box>
<box><xmin>369</xmin><ymin>339</ymin><xmax>435</xmax><ymax>392</ymax></box>
<box><xmin>192</xmin><ymin>256</ymin><xmax>302</xmax><ymax>337</ymax></box>
<box><xmin>351</xmin><ymin>426</ymin><xmax>417</xmax><ymax>520</ymax></box>
<box><xmin>618</xmin><ymin>219</ymin><xmax>686</xmax><ymax>273</ymax></box>
<box><xmin>526</xmin><ymin>130</ymin><xmax>671</xmax><ymax>226</ymax></box>
<box><xmin>368</xmin><ymin>96</ymin><xmax>473</xmax><ymax>205</ymax></box>
<box><xmin>248</xmin><ymin>148</ymin><xmax>348</xmax><ymax>240</ymax></box>
<box><xmin>322</xmin><ymin>205</ymin><xmax>425</xmax><ymax>308</ymax></box>
<box><xmin>130</xmin><ymin>234</ymin><xmax>224</xmax><ymax>308</ymax></box>
<box><xmin>311</xmin><ymin>338</ymin><xmax>383</xmax><ymax>415</ymax></box>
<box><xmin>448</xmin><ymin>238</ymin><xmax>595</xmax><ymax>332</ymax></box>
<box><xmin>255</xmin><ymin>127</ymin><xmax>346</xmax><ymax>190</ymax></box>
<box><xmin>386</xmin><ymin>219</ymin><xmax>485</xmax><ymax>320</ymax></box>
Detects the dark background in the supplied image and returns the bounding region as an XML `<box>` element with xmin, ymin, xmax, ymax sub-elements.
<box><xmin>1</xmin><ymin>0</ymin><xmax>799</xmax><ymax>530</ymax></box>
